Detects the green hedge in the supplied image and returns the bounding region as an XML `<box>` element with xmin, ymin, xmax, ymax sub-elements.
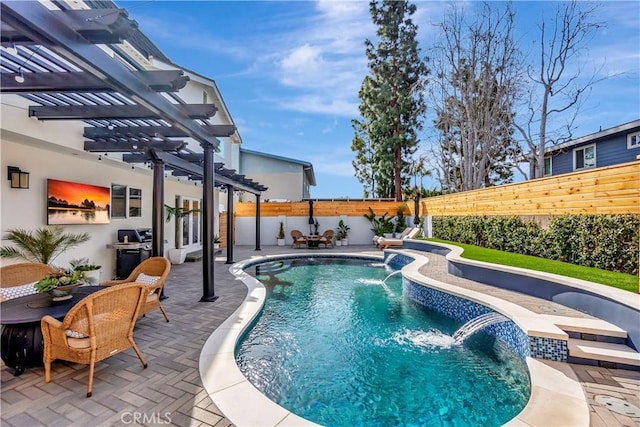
<box><xmin>432</xmin><ymin>215</ymin><xmax>639</xmax><ymax>276</ymax></box>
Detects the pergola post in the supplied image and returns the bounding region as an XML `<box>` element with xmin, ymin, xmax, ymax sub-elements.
<box><xmin>151</xmin><ymin>158</ymin><xmax>166</xmax><ymax>298</ymax></box>
<box><xmin>200</xmin><ymin>143</ymin><xmax>217</xmax><ymax>302</ymax></box>
<box><xmin>255</xmin><ymin>194</ymin><xmax>261</xmax><ymax>251</ymax></box>
<box><xmin>225</xmin><ymin>185</ymin><xmax>234</xmax><ymax>264</ymax></box>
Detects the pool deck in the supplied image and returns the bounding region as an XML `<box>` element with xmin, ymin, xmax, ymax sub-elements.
<box><xmin>1</xmin><ymin>245</ymin><xmax>639</xmax><ymax>427</ymax></box>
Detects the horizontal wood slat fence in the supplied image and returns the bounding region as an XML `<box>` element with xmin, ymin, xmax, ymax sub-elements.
<box><xmin>235</xmin><ymin>160</ymin><xmax>639</xmax><ymax>218</ymax></box>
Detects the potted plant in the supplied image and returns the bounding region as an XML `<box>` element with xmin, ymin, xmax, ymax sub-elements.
<box><xmin>364</xmin><ymin>207</ymin><xmax>393</xmax><ymax>238</ymax></box>
<box><xmin>0</xmin><ymin>226</ymin><xmax>90</xmax><ymax>265</ymax></box>
<box><xmin>35</xmin><ymin>268</ymin><xmax>85</xmax><ymax>301</ymax></box>
<box><xmin>337</xmin><ymin>219</ymin><xmax>350</xmax><ymax>246</ymax></box>
<box><xmin>69</xmin><ymin>257</ymin><xmax>102</xmax><ymax>284</ymax></box>
<box><xmin>276</xmin><ymin>222</ymin><xmax>286</xmax><ymax>246</ymax></box>
<box><xmin>394</xmin><ymin>203</ymin><xmax>408</xmax><ymax>236</ymax></box>
<box><xmin>165</xmin><ymin>203</ymin><xmax>199</xmax><ymax>264</ymax></box>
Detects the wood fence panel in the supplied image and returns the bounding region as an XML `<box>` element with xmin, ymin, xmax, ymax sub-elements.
<box><xmin>234</xmin><ymin>160</ymin><xmax>639</xmax><ymax>218</ymax></box>
<box><xmin>219</xmin><ymin>213</ymin><xmax>234</xmax><ymax>248</ymax></box>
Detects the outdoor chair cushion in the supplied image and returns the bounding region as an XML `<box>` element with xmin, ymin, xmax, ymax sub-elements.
<box><xmin>135</xmin><ymin>273</ymin><xmax>161</xmax><ymax>286</ymax></box>
<box><xmin>65</xmin><ymin>329</ymin><xmax>89</xmax><ymax>339</ymax></box>
<box><xmin>0</xmin><ymin>282</ymin><xmax>37</xmax><ymax>301</ymax></box>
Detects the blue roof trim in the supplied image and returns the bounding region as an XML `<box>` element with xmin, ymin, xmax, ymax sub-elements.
<box><xmin>544</xmin><ymin>119</ymin><xmax>640</xmax><ymax>154</ymax></box>
<box><xmin>240</xmin><ymin>148</ymin><xmax>316</xmax><ymax>185</ymax></box>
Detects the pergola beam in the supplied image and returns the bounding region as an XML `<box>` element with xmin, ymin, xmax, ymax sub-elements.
<box><xmin>30</xmin><ymin>103</ymin><xmax>217</xmax><ymax>120</ymax></box>
<box><xmin>84</xmin><ymin>140</ymin><xmax>186</xmax><ymax>152</ymax></box>
<box><xmin>153</xmin><ymin>152</ymin><xmax>264</xmax><ymax>194</ymax></box>
<box><xmin>1</xmin><ymin>1</ymin><xmax>219</xmax><ymax>150</ymax></box>
<box><xmin>84</xmin><ymin>124</ymin><xmax>236</xmax><ymax>140</ymax></box>
<box><xmin>1</xmin><ymin>70</ymin><xmax>189</xmax><ymax>93</ymax></box>
<box><xmin>1</xmin><ymin>8</ymin><xmax>136</xmax><ymax>45</ymax></box>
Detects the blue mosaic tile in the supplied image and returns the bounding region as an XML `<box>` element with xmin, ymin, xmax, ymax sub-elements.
<box><xmin>529</xmin><ymin>337</ymin><xmax>568</xmax><ymax>362</ymax></box>
<box><xmin>404</xmin><ymin>280</ymin><xmax>531</xmax><ymax>360</ymax></box>
<box><xmin>383</xmin><ymin>252</ymin><xmax>414</xmax><ymax>269</ymax></box>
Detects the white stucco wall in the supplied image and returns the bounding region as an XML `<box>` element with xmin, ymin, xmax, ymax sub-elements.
<box><xmin>240</xmin><ymin>153</ymin><xmax>304</xmax><ymax>201</ymax></box>
<box><xmin>1</xmin><ymin>138</ymin><xmax>214</xmax><ymax>280</ymax></box>
<box><xmin>234</xmin><ymin>215</ymin><xmax>383</xmax><ymax>246</ymax></box>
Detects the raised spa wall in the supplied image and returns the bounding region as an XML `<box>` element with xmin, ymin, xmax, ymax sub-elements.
<box><xmin>385</xmin><ymin>252</ymin><xmax>568</xmax><ymax>362</ymax></box>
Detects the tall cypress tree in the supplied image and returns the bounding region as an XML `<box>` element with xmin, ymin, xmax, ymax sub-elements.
<box><xmin>352</xmin><ymin>0</ymin><xmax>429</xmax><ymax>200</ymax></box>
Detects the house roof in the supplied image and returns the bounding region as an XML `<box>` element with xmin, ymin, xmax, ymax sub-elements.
<box><xmin>240</xmin><ymin>148</ymin><xmax>316</xmax><ymax>186</ymax></box>
<box><xmin>1</xmin><ymin>0</ymin><xmax>264</xmax><ymax>193</ymax></box>
<box><xmin>544</xmin><ymin>119</ymin><xmax>640</xmax><ymax>154</ymax></box>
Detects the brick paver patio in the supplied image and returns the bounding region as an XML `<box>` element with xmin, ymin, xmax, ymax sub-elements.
<box><xmin>1</xmin><ymin>245</ymin><xmax>638</xmax><ymax>426</ymax></box>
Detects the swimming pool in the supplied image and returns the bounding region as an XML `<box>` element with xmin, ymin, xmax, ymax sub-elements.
<box><xmin>237</xmin><ymin>257</ymin><xmax>530</xmax><ymax>426</ymax></box>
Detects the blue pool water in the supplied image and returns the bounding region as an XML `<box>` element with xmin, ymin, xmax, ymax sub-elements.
<box><xmin>238</xmin><ymin>258</ymin><xmax>530</xmax><ymax>426</ymax></box>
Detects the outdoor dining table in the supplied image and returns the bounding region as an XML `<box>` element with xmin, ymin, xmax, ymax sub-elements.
<box><xmin>305</xmin><ymin>235</ymin><xmax>320</xmax><ymax>248</ymax></box>
<box><xmin>0</xmin><ymin>286</ymin><xmax>103</xmax><ymax>376</ymax></box>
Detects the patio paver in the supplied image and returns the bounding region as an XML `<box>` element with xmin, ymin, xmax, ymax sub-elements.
<box><xmin>1</xmin><ymin>245</ymin><xmax>638</xmax><ymax>426</ymax></box>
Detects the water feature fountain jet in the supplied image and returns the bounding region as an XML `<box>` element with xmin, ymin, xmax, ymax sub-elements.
<box><xmin>384</xmin><ymin>253</ymin><xmax>397</xmax><ymax>265</ymax></box>
<box><xmin>383</xmin><ymin>270</ymin><xmax>402</xmax><ymax>284</ymax></box>
<box><xmin>452</xmin><ymin>312</ymin><xmax>509</xmax><ymax>344</ymax></box>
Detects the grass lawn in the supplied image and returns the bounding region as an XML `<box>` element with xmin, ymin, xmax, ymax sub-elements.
<box><xmin>424</xmin><ymin>238</ymin><xmax>639</xmax><ymax>293</ymax></box>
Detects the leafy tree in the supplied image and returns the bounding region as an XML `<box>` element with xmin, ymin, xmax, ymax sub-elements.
<box><xmin>350</xmin><ymin>118</ymin><xmax>376</xmax><ymax>198</ymax></box>
<box><xmin>353</xmin><ymin>0</ymin><xmax>429</xmax><ymax>200</ymax></box>
<box><xmin>431</xmin><ymin>2</ymin><xmax>521</xmax><ymax>192</ymax></box>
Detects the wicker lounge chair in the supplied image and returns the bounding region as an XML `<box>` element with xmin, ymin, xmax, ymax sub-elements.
<box><xmin>291</xmin><ymin>230</ymin><xmax>308</xmax><ymax>248</ymax></box>
<box><xmin>101</xmin><ymin>257</ymin><xmax>171</xmax><ymax>322</ymax></box>
<box><xmin>41</xmin><ymin>283</ymin><xmax>148</xmax><ymax>397</ymax></box>
<box><xmin>0</xmin><ymin>262</ymin><xmax>56</xmax><ymax>302</ymax></box>
<box><xmin>319</xmin><ymin>230</ymin><xmax>334</xmax><ymax>248</ymax></box>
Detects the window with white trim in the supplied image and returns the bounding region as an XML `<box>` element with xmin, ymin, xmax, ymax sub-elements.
<box><xmin>573</xmin><ymin>144</ymin><xmax>596</xmax><ymax>171</ymax></box>
<box><xmin>628</xmin><ymin>131</ymin><xmax>640</xmax><ymax>149</ymax></box>
<box><xmin>129</xmin><ymin>187</ymin><xmax>142</xmax><ymax>217</ymax></box>
<box><xmin>543</xmin><ymin>157</ymin><xmax>552</xmax><ymax>176</ymax></box>
<box><xmin>111</xmin><ymin>184</ymin><xmax>142</xmax><ymax>218</ymax></box>
<box><xmin>111</xmin><ymin>184</ymin><xmax>127</xmax><ymax>218</ymax></box>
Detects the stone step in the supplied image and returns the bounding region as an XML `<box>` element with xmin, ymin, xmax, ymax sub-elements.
<box><xmin>568</xmin><ymin>338</ymin><xmax>640</xmax><ymax>367</ymax></box>
<box><xmin>185</xmin><ymin>250</ymin><xmax>203</xmax><ymax>262</ymax></box>
<box><xmin>541</xmin><ymin>314</ymin><xmax>628</xmax><ymax>339</ymax></box>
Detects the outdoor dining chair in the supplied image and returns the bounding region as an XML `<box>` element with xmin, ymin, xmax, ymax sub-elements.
<box><xmin>290</xmin><ymin>230</ymin><xmax>308</xmax><ymax>248</ymax></box>
<box><xmin>100</xmin><ymin>256</ymin><xmax>171</xmax><ymax>322</ymax></box>
<box><xmin>0</xmin><ymin>262</ymin><xmax>56</xmax><ymax>302</ymax></box>
<box><xmin>41</xmin><ymin>283</ymin><xmax>148</xmax><ymax>397</ymax></box>
<box><xmin>319</xmin><ymin>230</ymin><xmax>335</xmax><ymax>248</ymax></box>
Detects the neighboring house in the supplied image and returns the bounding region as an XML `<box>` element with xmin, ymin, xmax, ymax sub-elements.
<box><xmin>222</xmin><ymin>143</ymin><xmax>316</xmax><ymax>201</ymax></box>
<box><xmin>543</xmin><ymin>120</ymin><xmax>640</xmax><ymax>176</ymax></box>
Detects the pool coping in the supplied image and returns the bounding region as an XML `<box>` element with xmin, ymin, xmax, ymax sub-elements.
<box><xmin>199</xmin><ymin>250</ymin><xmax>590</xmax><ymax>427</ymax></box>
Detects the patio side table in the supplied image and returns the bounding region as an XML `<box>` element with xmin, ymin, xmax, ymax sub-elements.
<box><xmin>0</xmin><ymin>286</ymin><xmax>103</xmax><ymax>376</ymax></box>
<box><xmin>306</xmin><ymin>235</ymin><xmax>320</xmax><ymax>248</ymax></box>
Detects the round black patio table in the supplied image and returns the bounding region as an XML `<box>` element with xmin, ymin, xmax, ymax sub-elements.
<box><xmin>0</xmin><ymin>286</ymin><xmax>103</xmax><ymax>375</ymax></box>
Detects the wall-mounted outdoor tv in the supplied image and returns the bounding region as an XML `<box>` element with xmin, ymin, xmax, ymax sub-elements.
<box><xmin>47</xmin><ymin>179</ymin><xmax>110</xmax><ymax>225</ymax></box>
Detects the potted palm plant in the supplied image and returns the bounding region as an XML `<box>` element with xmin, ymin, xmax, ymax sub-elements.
<box><xmin>0</xmin><ymin>226</ymin><xmax>90</xmax><ymax>265</ymax></box>
<box><xmin>276</xmin><ymin>222</ymin><xmax>286</xmax><ymax>246</ymax></box>
<box><xmin>337</xmin><ymin>219</ymin><xmax>350</xmax><ymax>246</ymax></box>
<box><xmin>165</xmin><ymin>203</ymin><xmax>199</xmax><ymax>264</ymax></box>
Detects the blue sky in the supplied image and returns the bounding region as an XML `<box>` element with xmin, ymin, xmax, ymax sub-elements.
<box><xmin>122</xmin><ymin>1</ymin><xmax>640</xmax><ymax>198</ymax></box>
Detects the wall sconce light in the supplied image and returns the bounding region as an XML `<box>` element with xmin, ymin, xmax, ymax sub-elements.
<box><xmin>8</xmin><ymin>166</ymin><xmax>29</xmax><ymax>189</ymax></box>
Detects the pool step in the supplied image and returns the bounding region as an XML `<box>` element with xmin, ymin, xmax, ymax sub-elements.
<box><xmin>541</xmin><ymin>315</ymin><xmax>627</xmax><ymax>340</ymax></box>
<box><xmin>568</xmin><ymin>338</ymin><xmax>640</xmax><ymax>368</ymax></box>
